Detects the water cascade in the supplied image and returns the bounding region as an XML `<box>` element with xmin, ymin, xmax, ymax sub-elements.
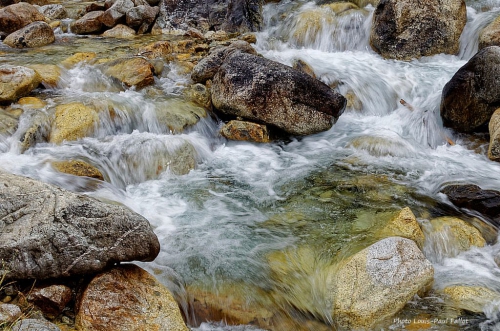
<box><xmin>1</xmin><ymin>0</ymin><xmax>500</xmax><ymax>330</ymax></box>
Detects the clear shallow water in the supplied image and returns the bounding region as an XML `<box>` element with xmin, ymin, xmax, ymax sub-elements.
<box><xmin>2</xmin><ymin>0</ymin><xmax>500</xmax><ymax>330</ymax></box>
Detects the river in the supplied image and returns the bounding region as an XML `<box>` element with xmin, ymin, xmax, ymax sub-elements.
<box><xmin>1</xmin><ymin>0</ymin><xmax>500</xmax><ymax>330</ymax></box>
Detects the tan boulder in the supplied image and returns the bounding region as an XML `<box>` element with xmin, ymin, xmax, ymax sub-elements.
<box><xmin>479</xmin><ymin>15</ymin><xmax>500</xmax><ymax>49</ymax></box>
<box><xmin>70</xmin><ymin>11</ymin><xmax>104</xmax><ymax>35</ymax></box>
<box><xmin>443</xmin><ymin>286</ymin><xmax>500</xmax><ymax>313</ymax></box>
<box><xmin>101</xmin><ymin>57</ymin><xmax>154</xmax><ymax>88</ymax></box>
<box><xmin>0</xmin><ymin>2</ymin><xmax>46</xmax><ymax>34</ymax></box>
<box><xmin>220</xmin><ymin>120</ymin><xmax>270</xmax><ymax>143</ymax></box>
<box><xmin>488</xmin><ymin>108</ymin><xmax>500</xmax><ymax>161</ymax></box>
<box><xmin>328</xmin><ymin>237</ymin><xmax>434</xmax><ymax>329</ymax></box>
<box><xmin>379</xmin><ymin>207</ymin><xmax>425</xmax><ymax>248</ymax></box>
<box><xmin>0</xmin><ymin>65</ymin><xmax>41</xmax><ymax>103</ymax></box>
<box><xmin>429</xmin><ymin>217</ymin><xmax>486</xmax><ymax>256</ymax></box>
<box><xmin>52</xmin><ymin>160</ymin><xmax>104</xmax><ymax>180</ymax></box>
<box><xmin>3</xmin><ymin>21</ymin><xmax>55</xmax><ymax>48</ymax></box>
<box><xmin>28</xmin><ymin>64</ymin><xmax>61</xmax><ymax>87</ymax></box>
<box><xmin>61</xmin><ymin>52</ymin><xmax>97</xmax><ymax>68</ymax></box>
<box><xmin>49</xmin><ymin>102</ymin><xmax>99</xmax><ymax>144</ymax></box>
<box><xmin>76</xmin><ymin>264</ymin><xmax>189</xmax><ymax>331</ymax></box>
<box><xmin>102</xmin><ymin>24</ymin><xmax>136</xmax><ymax>38</ymax></box>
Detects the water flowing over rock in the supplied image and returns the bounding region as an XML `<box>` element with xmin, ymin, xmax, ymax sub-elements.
<box><xmin>442</xmin><ymin>286</ymin><xmax>500</xmax><ymax>313</ymax></box>
<box><xmin>441</xmin><ymin>184</ymin><xmax>500</xmax><ymax>225</ymax></box>
<box><xmin>441</xmin><ymin>46</ymin><xmax>500</xmax><ymax>133</ymax></box>
<box><xmin>0</xmin><ymin>2</ymin><xmax>46</xmax><ymax>34</ymax></box>
<box><xmin>49</xmin><ymin>102</ymin><xmax>99</xmax><ymax>144</ymax></box>
<box><xmin>479</xmin><ymin>15</ymin><xmax>500</xmax><ymax>50</ymax></box>
<box><xmin>100</xmin><ymin>57</ymin><xmax>155</xmax><ymax>88</ymax></box>
<box><xmin>76</xmin><ymin>264</ymin><xmax>189</xmax><ymax>331</ymax></box>
<box><xmin>155</xmin><ymin>0</ymin><xmax>263</xmax><ymax>33</ymax></box>
<box><xmin>370</xmin><ymin>0</ymin><xmax>466</xmax><ymax>60</ymax></box>
<box><xmin>211</xmin><ymin>51</ymin><xmax>346</xmax><ymax>136</ymax></box>
<box><xmin>51</xmin><ymin>160</ymin><xmax>104</xmax><ymax>180</ymax></box>
<box><xmin>327</xmin><ymin>237</ymin><xmax>434</xmax><ymax>330</ymax></box>
<box><xmin>70</xmin><ymin>11</ymin><xmax>104</xmax><ymax>35</ymax></box>
<box><xmin>489</xmin><ymin>108</ymin><xmax>500</xmax><ymax>161</ymax></box>
<box><xmin>0</xmin><ymin>171</ymin><xmax>160</xmax><ymax>280</ymax></box>
<box><xmin>3</xmin><ymin>21</ymin><xmax>55</xmax><ymax>48</ymax></box>
<box><xmin>0</xmin><ymin>110</ymin><xmax>19</xmax><ymax>136</ymax></box>
<box><xmin>428</xmin><ymin>217</ymin><xmax>485</xmax><ymax>256</ymax></box>
<box><xmin>0</xmin><ymin>65</ymin><xmax>41</xmax><ymax>103</ymax></box>
<box><xmin>220</xmin><ymin>120</ymin><xmax>270</xmax><ymax>143</ymax></box>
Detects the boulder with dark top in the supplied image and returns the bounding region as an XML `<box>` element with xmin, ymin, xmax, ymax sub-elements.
<box><xmin>155</xmin><ymin>0</ymin><xmax>263</xmax><ymax>33</ymax></box>
<box><xmin>441</xmin><ymin>184</ymin><xmax>500</xmax><ymax>225</ymax></box>
<box><xmin>0</xmin><ymin>2</ymin><xmax>46</xmax><ymax>34</ymax></box>
<box><xmin>0</xmin><ymin>171</ymin><xmax>160</xmax><ymax>280</ymax></box>
<box><xmin>3</xmin><ymin>21</ymin><xmax>55</xmax><ymax>48</ymax></box>
<box><xmin>70</xmin><ymin>11</ymin><xmax>104</xmax><ymax>34</ymax></box>
<box><xmin>211</xmin><ymin>51</ymin><xmax>346</xmax><ymax>136</ymax></box>
<box><xmin>191</xmin><ymin>40</ymin><xmax>257</xmax><ymax>83</ymax></box>
<box><xmin>440</xmin><ymin>46</ymin><xmax>500</xmax><ymax>133</ymax></box>
<box><xmin>370</xmin><ymin>0</ymin><xmax>466</xmax><ymax>60</ymax></box>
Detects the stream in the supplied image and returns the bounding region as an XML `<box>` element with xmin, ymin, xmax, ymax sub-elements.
<box><xmin>2</xmin><ymin>0</ymin><xmax>500</xmax><ymax>330</ymax></box>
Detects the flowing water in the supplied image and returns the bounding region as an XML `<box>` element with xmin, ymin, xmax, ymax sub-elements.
<box><xmin>2</xmin><ymin>0</ymin><xmax>500</xmax><ymax>330</ymax></box>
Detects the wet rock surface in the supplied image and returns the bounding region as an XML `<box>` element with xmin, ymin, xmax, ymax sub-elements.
<box><xmin>0</xmin><ymin>171</ymin><xmax>160</xmax><ymax>280</ymax></box>
<box><xmin>0</xmin><ymin>65</ymin><xmax>41</xmax><ymax>103</ymax></box>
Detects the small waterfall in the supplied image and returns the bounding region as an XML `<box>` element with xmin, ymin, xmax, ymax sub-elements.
<box><xmin>459</xmin><ymin>7</ymin><xmax>500</xmax><ymax>60</ymax></box>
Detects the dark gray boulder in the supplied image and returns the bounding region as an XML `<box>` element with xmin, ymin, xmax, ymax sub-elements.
<box><xmin>210</xmin><ymin>51</ymin><xmax>346</xmax><ymax>136</ymax></box>
<box><xmin>370</xmin><ymin>0</ymin><xmax>466</xmax><ymax>60</ymax></box>
<box><xmin>440</xmin><ymin>46</ymin><xmax>500</xmax><ymax>133</ymax></box>
<box><xmin>156</xmin><ymin>0</ymin><xmax>263</xmax><ymax>33</ymax></box>
<box><xmin>0</xmin><ymin>171</ymin><xmax>160</xmax><ymax>280</ymax></box>
<box><xmin>126</xmin><ymin>4</ymin><xmax>159</xmax><ymax>34</ymax></box>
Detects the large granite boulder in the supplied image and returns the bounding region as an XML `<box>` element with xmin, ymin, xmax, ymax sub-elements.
<box><xmin>0</xmin><ymin>171</ymin><xmax>160</xmax><ymax>280</ymax></box>
<box><xmin>49</xmin><ymin>102</ymin><xmax>99</xmax><ymax>144</ymax></box>
<box><xmin>70</xmin><ymin>11</ymin><xmax>104</xmax><ymax>34</ymax></box>
<box><xmin>3</xmin><ymin>21</ymin><xmax>55</xmax><ymax>48</ymax></box>
<box><xmin>76</xmin><ymin>265</ymin><xmax>189</xmax><ymax>331</ymax></box>
<box><xmin>327</xmin><ymin>237</ymin><xmax>434</xmax><ymax>329</ymax></box>
<box><xmin>0</xmin><ymin>2</ymin><xmax>46</xmax><ymax>34</ymax></box>
<box><xmin>441</xmin><ymin>184</ymin><xmax>500</xmax><ymax>225</ymax></box>
<box><xmin>370</xmin><ymin>0</ymin><xmax>466</xmax><ymax>60</ymax></box>
<box><xmin>441</xmin><ymin>46</ymin><xmax>500</xmax><ymax>133</ymax></box>
<box><xmin>0</xmin><ymin>65</ymin><xmax>41</xmax><ymax>103</ymax></box>
<box><xmin>155</xmin><ymin>0</ymin><xmax>263</xmax><ymax>33</ymax></box>
<box><xmin>210</xmin><ymin>51</ymin><xmax>346</xmax><ymax>135</ymax></box>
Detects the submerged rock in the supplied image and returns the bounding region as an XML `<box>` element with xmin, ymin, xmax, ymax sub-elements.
<box><xmin>0</xmin><ymin>171</ymin><xmax>160</xmax><ymax>279</ymax></box>
<box><xmin>370</xmin><ymin>0</ymin><xmax>466</xmax><ymax>60</ymax></box>
<box><xmin>3</xmin><ymin>21</ymin><xmax>55</xmax><ymax>48</ymax></box>
<box><xmin>211</xmin><ymin>51</ymin><xmax>346</xmax><ymax>136</ymax></box>
<box><xmin>155</xmin><ymin>0</ymin><xmax>263</xmax><ymax>33</ymax></box>
<box><xmin>61</xmin><ymin>52</ymin><xmax>97</xmax><ymax>68</ymax></box>
<box><xmin>429</xmin><ymin>216</ymin><xmax>486</xmax><ymax>255</ymax></box>
<box><xmin>49</xmin><ymin>102</ymin><xmax>99</xmax><ymax>144</ymax></box>
<box><xmin>0</xmin><ymin>110</ymin><xmax>19</xmax><ymax>136</ymax></box>
<box><xmin>76</xmin><ymin>265</ymin><xmax>189</xmax><ymax>331</ymax></box>
<box><xmin>327</xmin><ymin>237</ymin><xmax>434</xmax><ymax>329</ymax></box>
<box><xmin>441</xmin><ymin>184</ymin><xmax>500</xmax><ymax>224</ymax></box>
<box><xmin>220</xmin><ymin>120</ymin><xmax>270</xmax><ymax>143</ymax></box>
<box><xmin>0</xmin><ymin>2</ymin><xmax>46</xmax><ymax>34</ymax></box>
<box><xmin>0</xmin><ymin>65</ymin><xmax>41</xmax><ymax>103</ymax></box>
<box><xmin>155</xmin><ymin>99</ymin><xmax>207</xmax><ymax>133</ymax></box>
<box><xmin>137</xmin><ymin>40</ymin><xmax>172</xmax><ymax>59</ymax></box>
<box><xmin>101</xmin><ymin>57</ymin><xmax>154</xmax><ymax>88</ymax></box>
<box><xmin>441</xmin><ymin>46</ymin><xmax>500</xmax><ymax>133</ymax></box>
<box><xmin>442</xmin><ymin>286</ymin><xmax>500</xmax><ymax>313</ymax></box>
<box><xmin>51</xmin><ymin>160</ymin><xmax>104</xmax><ymax>180</ymax></box>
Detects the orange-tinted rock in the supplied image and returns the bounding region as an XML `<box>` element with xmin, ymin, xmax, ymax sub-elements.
<box><xmin>52</xmin><ymin>160</ymin><xmax>104</xmax><ymax>180</ymax></box>
<box><xmin>27</xmin><ymin>285</ymin><xmax>72</xmax><ymax>319</ymax></box>
<box><xmin>220</xmin><ymin>120</ymin><xmax>270</xmax><ymax>143</ymax></box>
<box><xmin>101</xmin><ymin>57</ymin><xmax>154</xmax><ymax>88</ymax></box>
